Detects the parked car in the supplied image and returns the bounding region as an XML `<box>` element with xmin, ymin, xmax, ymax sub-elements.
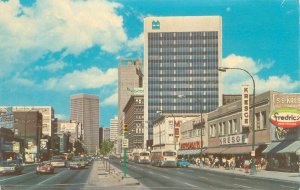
<box><xmin>177</xmin><ymin>159</ymin><xmax>190</xmax><ymax>168</ymax></box>
<box><xmin>0</xmin><ymin>160</ymin><xmax>24</xmax><ymax>175</ymax></box>
<box><xmin>36</xmin><ymin>161</ymin><xmax>54</xmax><ymax>174</ymax></box>
<box><xmin>69</xmin><ymin>157</ymin><xmax>86</xmax><ymax>170</ymax></box>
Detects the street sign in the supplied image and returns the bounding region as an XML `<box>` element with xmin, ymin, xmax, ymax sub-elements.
<box><xmin>251</xmin><ymin>150</ymin><xmax>255</xmax><ymax>157</ymax></box>
<box><xmin>122</xmin><ymin>138</ymin><xmax>128</xmax><ymax>148</ymax></box>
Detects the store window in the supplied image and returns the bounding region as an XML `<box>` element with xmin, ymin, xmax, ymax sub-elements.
<box><xmin>262</xmin><ymin>111</ymin><xmax>267</xmax><ymax>129</ymax></box>
<box><xmin>256</xmin><ymin>112</ymin><xmax>261</xmax><ymax>130</ymax></box>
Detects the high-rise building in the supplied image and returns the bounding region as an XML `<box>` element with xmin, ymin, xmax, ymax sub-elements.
<box><xmin>123</xmin><ymin>94</ymin><xmax>144</xmax><ymax>151</ymax></box>
<box><xmin>99</xmin><ymin>127</ymin><xmax>104</xmax><ymax>148</ymax></box>
<box><xmin>0</xmin><ymin>106</ymin><xmax>54</xmax><ymax>137</ymax></box>
<box><xmin>144</xmin><ymin>16</ymin><xmax>222</xmax><ymax>148</ymax></box>
<box><xmin>117</xmin><ymin>59</ymin><xmax>143</xmax><ymax>153</ymax></box>
<box><xmin>103</xmin><ymin>128</ymin><xmax>110</xmax><ymax>141</ymax></box>
<box><xmin>70</xmin><ymin>94</ymin><xmax>99</xmax><ymax>154</ymax></box>
<box><xmin>110</xmin><ymin>116</ymin><xmax>118</xmax><ymax>142</ymax></box>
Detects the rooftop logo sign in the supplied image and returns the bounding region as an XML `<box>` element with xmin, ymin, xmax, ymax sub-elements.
<box><xmin>152</xmin><ymin>20</ymin><xmax>160</xmax><ymax>30</ymax></box>
<box><xmin>270</xmin><ymin>107</ymin><xmax>300</xmax><ymax>129</ymax></box>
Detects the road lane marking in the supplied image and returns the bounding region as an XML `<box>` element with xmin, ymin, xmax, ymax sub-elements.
<box><xmin>234</xmin><ymin>184</ymin><xmax>251</xmax><ymax>189</ymax></box>
<box><xmin>36</xmin><ymin>169</ymin><xmax>68</xmax><ymax>185</ymax></box>
<box><xmin>199</xmin><ymin>176</ymin><xmax>207</xmax><ymax>179</ymax></box>
<box><xmin>184</xmin><ymin>182</ymin><xmax>198</xmax><ymax>188</ymax></box>
<box><xmin>280</xmin><ymin>185</ymin><xmax>296</xmax><ymax>189</ymax></box>
<box><xmin>160</xmin><ymin>175</ymin><xmax>170</xmax><ymax>179</ymax></box>
<box><xmin>148</xmin><ymin>171</ymin><xmax>154</xmax><ymax>174</ymax></box>
<box><xmin>177</xmin><ymin>171</ymin><xmax>185</xmax><ymax>175</ymax></box>
<box><xmin>0</xmin><ymin>171</ymin><xmax>35</xmax><ymax>182</ymax></box>
<box><xmin>206</xmin><ymin>173</ymin><xmax>215</xmax><ymax>176</ymax></box>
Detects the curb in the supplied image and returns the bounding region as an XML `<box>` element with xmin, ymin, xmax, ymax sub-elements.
<box><xmin>190</xmin><ymin>165</ymin><xmax>300</xmax><ymax>184</ymax></box>
<box><xmin>109</xmin><ymin>163</ymin><xmax>140</xmax><ymax>186</ymax></box>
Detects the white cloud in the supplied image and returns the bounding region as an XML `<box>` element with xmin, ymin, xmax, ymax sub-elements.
<box><xmin>43</xmin><ymin>67</ymin><xmax>118</xmax><ymax>91</ymax></box>
<box><xmin>128</xmin><ymin>33</ymin><xmax>144</xmax><ymax>52</ymax></box>
<box><xmin>0</xmin><ymin>0</ymin><xmax>127</xmax><ymax>77</ymax></box>
<box><xmin>11</xmin><ymin>73</ymin><xmax>35</xmax><ymax>87</ymax></box>
<box><xmin>102</xmin><ymin>91</ymin><xmax>118</xmax><ymax>106</ymax></box>
<box><xmin>226</xmin><ymin>7</ymin><xmax>231</xmax><ymax>12</ymax></box>
<box><xmin>221</xmin><ymin>54</ymin><xmax>300</xmax><ymax>94</ymax></box>
<box><xmin>55</xmin><ymin>114</ymin><xmax>67</xmax><ymax>120</ymax></box>
<box><xmin>35</xmin><ymin>61</ymin><xmax>67</xmax><ymax>72</ymax></box>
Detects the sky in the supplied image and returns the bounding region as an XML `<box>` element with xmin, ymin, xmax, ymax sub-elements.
<box><xmin>0</xmin><ymin>0</ymin><xmax>299</xmax><ymax>128</ymax></box>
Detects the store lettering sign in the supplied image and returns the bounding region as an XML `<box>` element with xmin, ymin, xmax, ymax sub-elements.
<box><xmin>219</xmin><ymin>134</ymin><xmax>246</xmax><ymax>145</ymax></box>
<box><xmin>270</xmin><ymin>107</ymin><xmax>300</xmax><ymax>129</ymax></box>
<box><xmin>180</xmin><ymin>141</ymin><xmax>200</xmax><ymax>150</ymax></box>
<box><xmin>242</xmin><ymin>85</ymin><xmax>250</xmax><ymax>126</ymax></box>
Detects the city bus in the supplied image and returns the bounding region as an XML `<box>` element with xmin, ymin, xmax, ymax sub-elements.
<box><xmin>132</xmin><ymin>150</ymin><xmax>151</xmax><ymax>164</ymax></box>
<box><xmin>150</xmin><ymin>149</ymin><xmax>177</xmax><ymax>167</ymax></box>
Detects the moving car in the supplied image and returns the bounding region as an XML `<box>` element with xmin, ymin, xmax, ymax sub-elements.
<box><xmin>69</xmin><ymin>156</ymin><xmax>86</xmax><ymax>169</ymax></box>
<box><xmin>177</xmin><ymin>159</ymin><xmax>190</xmax><ymax>168</ymax></box>
<box><xmin>0</xmin><ymin>160</ymin><xmax>24</xmax><ymax>175</ymax></box>
<box><xmin>50</xmin><ymin>155</ymin><xmax>66</xmax><ymax>167</ymax></box>
<box><xmin>36</xmin><ymin>161</ymin><xmax>54</xmax><ymax>174</ymax></box>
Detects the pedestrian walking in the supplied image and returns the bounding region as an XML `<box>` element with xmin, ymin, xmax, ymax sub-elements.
<box><xmin>244</xmin><ymin>159</ymin><xmax>250</xmax><ymax>173</ymax></box>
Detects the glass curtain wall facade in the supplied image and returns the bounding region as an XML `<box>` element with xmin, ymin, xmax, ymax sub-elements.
<box><xmin>144</xmin><ymin>16</ymin><xmax>222</xmax><ymax>147</ymax></box>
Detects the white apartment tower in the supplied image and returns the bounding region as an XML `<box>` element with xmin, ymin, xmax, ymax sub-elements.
<box><xmin>110</xmin><ymin>116</ymin><xmax>118</xmax><ymax>141</ymax></box>
<box><xmin>70</xmin><ymin>94</ymin><xmax>99</xmax><ymax>154</ymax></box>
<box><xmin>144</xmin><ymin>16</ymin><xmax>222</xmax><ymax>148</ymax></box>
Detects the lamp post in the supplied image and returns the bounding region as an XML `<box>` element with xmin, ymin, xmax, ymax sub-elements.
<box><xmin>218</xmin><ymin>66</ymin><xmax>256</xmax><ymax>173</ymax></box>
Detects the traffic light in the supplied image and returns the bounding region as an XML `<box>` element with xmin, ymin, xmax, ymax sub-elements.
<box><xmin>123</xmin><ymin>124</ymin><xmax>128</xmax><ymax>133</ymax></box>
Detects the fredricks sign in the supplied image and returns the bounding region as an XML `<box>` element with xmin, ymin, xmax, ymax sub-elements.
<box><xmin>270</xmin><ymin>107</ymin><xmax>300</xmax><ymax>129</ymax></box>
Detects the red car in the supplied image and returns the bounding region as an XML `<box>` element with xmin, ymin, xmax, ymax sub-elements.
<box><xmin>36</xmin><ymin>161</ymin><xmax>54</xmax><ymax>174</ymax></box>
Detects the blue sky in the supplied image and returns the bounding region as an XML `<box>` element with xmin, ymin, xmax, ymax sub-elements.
<box><xmin>0</xmin><ymin>0</ymin><xmax>299</xmax><ymax>127</ymax></box>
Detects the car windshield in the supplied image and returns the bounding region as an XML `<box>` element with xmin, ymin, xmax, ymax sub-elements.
<box><xmin>140</xmin><ymin>153</ymin><xmax>150</xmax><ymax>156</ymax></box>
<box><xmin>0</xmin><ymin>160</ymin><xmax>19</xmax><ymax>166</ymax></box>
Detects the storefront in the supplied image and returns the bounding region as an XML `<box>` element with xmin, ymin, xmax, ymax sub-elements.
<box><xmin>178</xmin><ymin>116</ymin><xmax>208</xmax><ymax>163</ymax></box>
<box><xmin>261</xmin><ymin>93</ymin><xmax>300</xmax><ymax>172</ymax></box>
<box><xmin>205</xmin><ymin>91</ymin><xmax>277</xmax><ymax>168</ymax></box>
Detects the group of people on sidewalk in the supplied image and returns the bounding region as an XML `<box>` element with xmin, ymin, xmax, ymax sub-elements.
<box><xmin>193</xmin><ymin>156</ymin><xmax>268</xmax><ymax>174</ymax></box>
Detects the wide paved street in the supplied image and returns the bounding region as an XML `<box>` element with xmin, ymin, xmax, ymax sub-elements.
<box><xmin>110</xmin><ymin>159</ymin><xmax>300</xmax><ymax>190</ymax></box>
<box><xmin>0</xmin><ymin>163</ymin><xmax>92</xmax><ymax>190</ymax></box>
<box><xmin>1</xmin><ymin>160</ymin><xmax>300</xmax><ymax>190</ymax></box>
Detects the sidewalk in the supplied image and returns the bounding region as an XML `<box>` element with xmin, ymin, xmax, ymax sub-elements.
<box><xmin>83</xmin><ymin>160</ymin><xmax>146</xmax><ymax>189</ymax></box>
<box><xmin>190</xmin><ymin>164</ymin><xmax>300</xmax><ymax>184</ymax></box>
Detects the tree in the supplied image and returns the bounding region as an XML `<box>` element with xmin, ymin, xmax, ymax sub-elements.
<box><xmin>74</xmin><ymin>140</ymin><xmax>86</xmax><ymax>156</ymax></box>
<box><xmin>100</xmin><ymin>140</ymin><xmax>114</xmax><ymax>156</ymax></box>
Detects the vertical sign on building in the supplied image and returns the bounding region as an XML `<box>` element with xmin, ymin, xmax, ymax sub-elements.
<box><xmin>242</xmin><ymin>85</ymin><xmax>250</xmax><ymax>127</ymax></box>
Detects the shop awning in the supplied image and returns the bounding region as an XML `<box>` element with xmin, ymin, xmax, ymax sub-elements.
<box><xmin>277</xmin><ymin>141</ymin><xmax>300</xmax><ymax>154</ymax></box>
<box><xmin>178</xmin><ymin>148</ymin><xmax>206</xmax><ymax>155</ymax></box>
<box><xmin>222</xmin><ymin>146</ymin><xmax>257</xmax><ymax>155</ymax></box>
<box><xmin>262</xmin><ymin>140</ymin><xmax>297</xmax><ymax>154</ymax></box>
<box><xmin>262</xmin><ymin>142</ymin><xmax>281</xmax><ymax>154</ymax></box>
<box><xmin>204</xmin><ymin>147</ymin><xmax>228</xmax><ymax>154</ymax></box>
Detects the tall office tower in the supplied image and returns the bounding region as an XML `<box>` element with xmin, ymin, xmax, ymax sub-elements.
<box><xmin>70</xmin><ymin>94</ymin><xmax>99</xmax><ymax>154</ymax></box>
<box><xmin>144</xmin><ymin>16</ymin><xmax>222</xmax><ymax>147</ymax></box>
<box><xmin>103</xmin><ymin>128</ymin><xmax>110</xmax><ymax>141</ymax></box>
<box><xmin>110</xmin><ymin>116</ymin><xmax>118</xmax><ymax>141</ymax></box>
<box><xmin>117</xmin><ymin>59</ymin><xmax>143</xmax><ymax>152</ymax></box>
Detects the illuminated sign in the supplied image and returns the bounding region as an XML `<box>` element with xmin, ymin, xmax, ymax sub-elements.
<box><xmin>270</xmin><ymin>107</ymin><xmax>300</xmax><ymax>129</ymax></box>
<box><xmin>242</xmin><ymin>85</ymin><xmax>250</xmax><ymax>126</ymax></box>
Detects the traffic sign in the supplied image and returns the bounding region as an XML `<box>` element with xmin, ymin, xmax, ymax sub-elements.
<box><xmin>122</xmin><ymin>138</ymin><xmax>128</xmax><ymax>148</ymax></box>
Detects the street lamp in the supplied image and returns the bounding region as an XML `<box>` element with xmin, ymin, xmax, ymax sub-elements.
<box><xmin>218</xmin><ymin>66</ymin><xmax>256</xmax><ymax>173</ymax></box>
